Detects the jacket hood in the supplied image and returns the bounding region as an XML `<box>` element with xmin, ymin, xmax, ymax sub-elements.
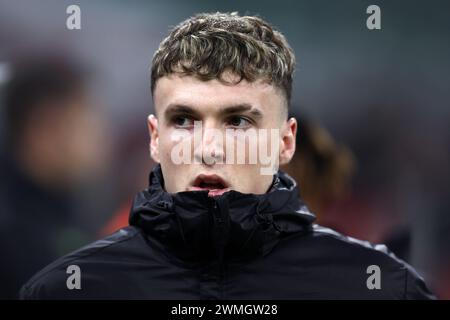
<box><xmin>129</xmin><ymin>164</ymin><xmax>315</xmax><ymax>263</ymax></box>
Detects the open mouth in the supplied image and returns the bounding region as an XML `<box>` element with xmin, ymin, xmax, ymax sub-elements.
<box><xmin>198</xmin><ymin>181</ymin><xmax>226</xmax><ymax>189</ymax></box>
<box><xmin>189</xmin><ymin>174</ymin><xmax>230</xmax><ymax>197</ymax></box>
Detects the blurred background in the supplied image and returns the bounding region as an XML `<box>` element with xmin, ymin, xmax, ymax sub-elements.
<box><xmin>0</xmin><ymin>0</ymin><xmax>449</xmax><ymax>299</ymax></box>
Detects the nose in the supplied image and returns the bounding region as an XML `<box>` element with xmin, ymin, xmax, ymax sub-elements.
<box><xmin>193</xmin><ymin>119</ymin><xmax>225</xmax><ymax>166</ymax></box>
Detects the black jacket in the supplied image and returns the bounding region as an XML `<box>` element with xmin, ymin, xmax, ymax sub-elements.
<box><xmin>20</xmin><ymin>165</ymin><xmax>435</xmax><ymax>299</ymax></box>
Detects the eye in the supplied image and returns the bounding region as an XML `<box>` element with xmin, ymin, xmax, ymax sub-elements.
<box><xmin>172</xmin><ymin>116</ymin><xmax>194</xmax><ymax>128</ymax></box>
<box><xmin>227</xmin><ymin>116</ymin><xmax>252</xmax><ymax>128</ymax></box>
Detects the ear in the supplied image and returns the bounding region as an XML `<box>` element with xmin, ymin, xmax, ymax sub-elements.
<box><xmin>279</xmin><ymin>117</ymin><xmax>297</xmax><ymax>166</ymax></box>
<box><xmin>147</xmin><ymin>114</ymin><xmax>160</xmax><ymax>163</ymax></box>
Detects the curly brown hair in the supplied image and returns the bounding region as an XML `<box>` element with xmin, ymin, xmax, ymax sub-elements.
<box><xmin>151</xmin><ymin>12</ymin><xmax>296</xmax><ymax>106</ymax></box>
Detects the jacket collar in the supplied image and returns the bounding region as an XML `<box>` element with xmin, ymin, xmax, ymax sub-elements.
<box><xmin>129</xmin><ymin>164</ymin><xmax>315</xmax><ymax>264</ymax></box>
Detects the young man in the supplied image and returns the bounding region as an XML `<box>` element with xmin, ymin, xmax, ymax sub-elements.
<box><xmin>20</xmin><ymin>12</ymin><xmax>434</xmax><ymax>299</ymax></box>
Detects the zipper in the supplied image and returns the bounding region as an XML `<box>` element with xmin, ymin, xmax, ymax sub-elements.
<box><xmin>211</xmin><ymin>197</ymin><xmax>229</xmax><ymax>299</ymax></box>
<box><xmin>212</xmin><ymin>198</ymin><xmax>226</xmax><ymax>263</ymax></box>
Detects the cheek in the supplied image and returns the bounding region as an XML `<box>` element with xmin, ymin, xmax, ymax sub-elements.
<box><xmin>228</xmin><ymin>131</ymin><xmax>255</xmax><ymax>164</ymax></box>
<box><xmin>158</xmin><ymin>129</ymin><xmax>178</xmax><ymax>155</ymax></box>
<box><xmin>230</xmin><ymin>130</ymin><xmax>278</xmax><ymax>164</ymax></box>
<box><xmin>261</xmin><ymin>129</ymin><xmax>282</xmax><ymax>161</ymax></box>
<box><xmin>159</xmin><ymin>128</ymin><xmax>195</xmax><ymax>163</ymax></box>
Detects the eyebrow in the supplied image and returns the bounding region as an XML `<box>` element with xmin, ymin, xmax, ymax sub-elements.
<box><xmin>163</xmin><ymin>103</ymin><xmax>264</xmax><ymax>121</ymax></box>
<box><xmin>221</xmin><ymin>104</ymin><xmax>264</xmax><ymax>119</ymax></box>
<box><xmin>164</xmin><ymin>104</ymin><xmax>202</xmax><ymax>121</ymax></box>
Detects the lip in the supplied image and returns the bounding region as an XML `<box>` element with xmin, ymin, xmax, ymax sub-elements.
<box><xmin>188</xmin><ymin>173</ymin><xmax>231</xmax><ymax>197</ymax></box>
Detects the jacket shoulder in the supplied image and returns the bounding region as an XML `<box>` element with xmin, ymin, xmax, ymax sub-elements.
<box><xmin>311</xmin><ymin>224</ymin><xmax>401</xmax><ymax>260</ymax></box>
<box><xmin>303</xmin><ymin>224</ymin><xmax>435</xmax><ymax>299</ymax></box>
<box><xmin>19</xmin><ymin>226</ymin><xmax>143</xmax><ymax>299</ymax></box>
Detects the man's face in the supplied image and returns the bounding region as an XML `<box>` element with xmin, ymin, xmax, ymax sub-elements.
<box><xmin>149</xmin><ymin>73</ymin><xmax>297</xmax><ymax>196</ymax></box>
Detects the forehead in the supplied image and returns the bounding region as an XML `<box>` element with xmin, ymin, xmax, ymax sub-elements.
<box><xmin>153</xmin><ymin>74</ymin><xmax>285</xmax><ymax>117</ymax></box>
